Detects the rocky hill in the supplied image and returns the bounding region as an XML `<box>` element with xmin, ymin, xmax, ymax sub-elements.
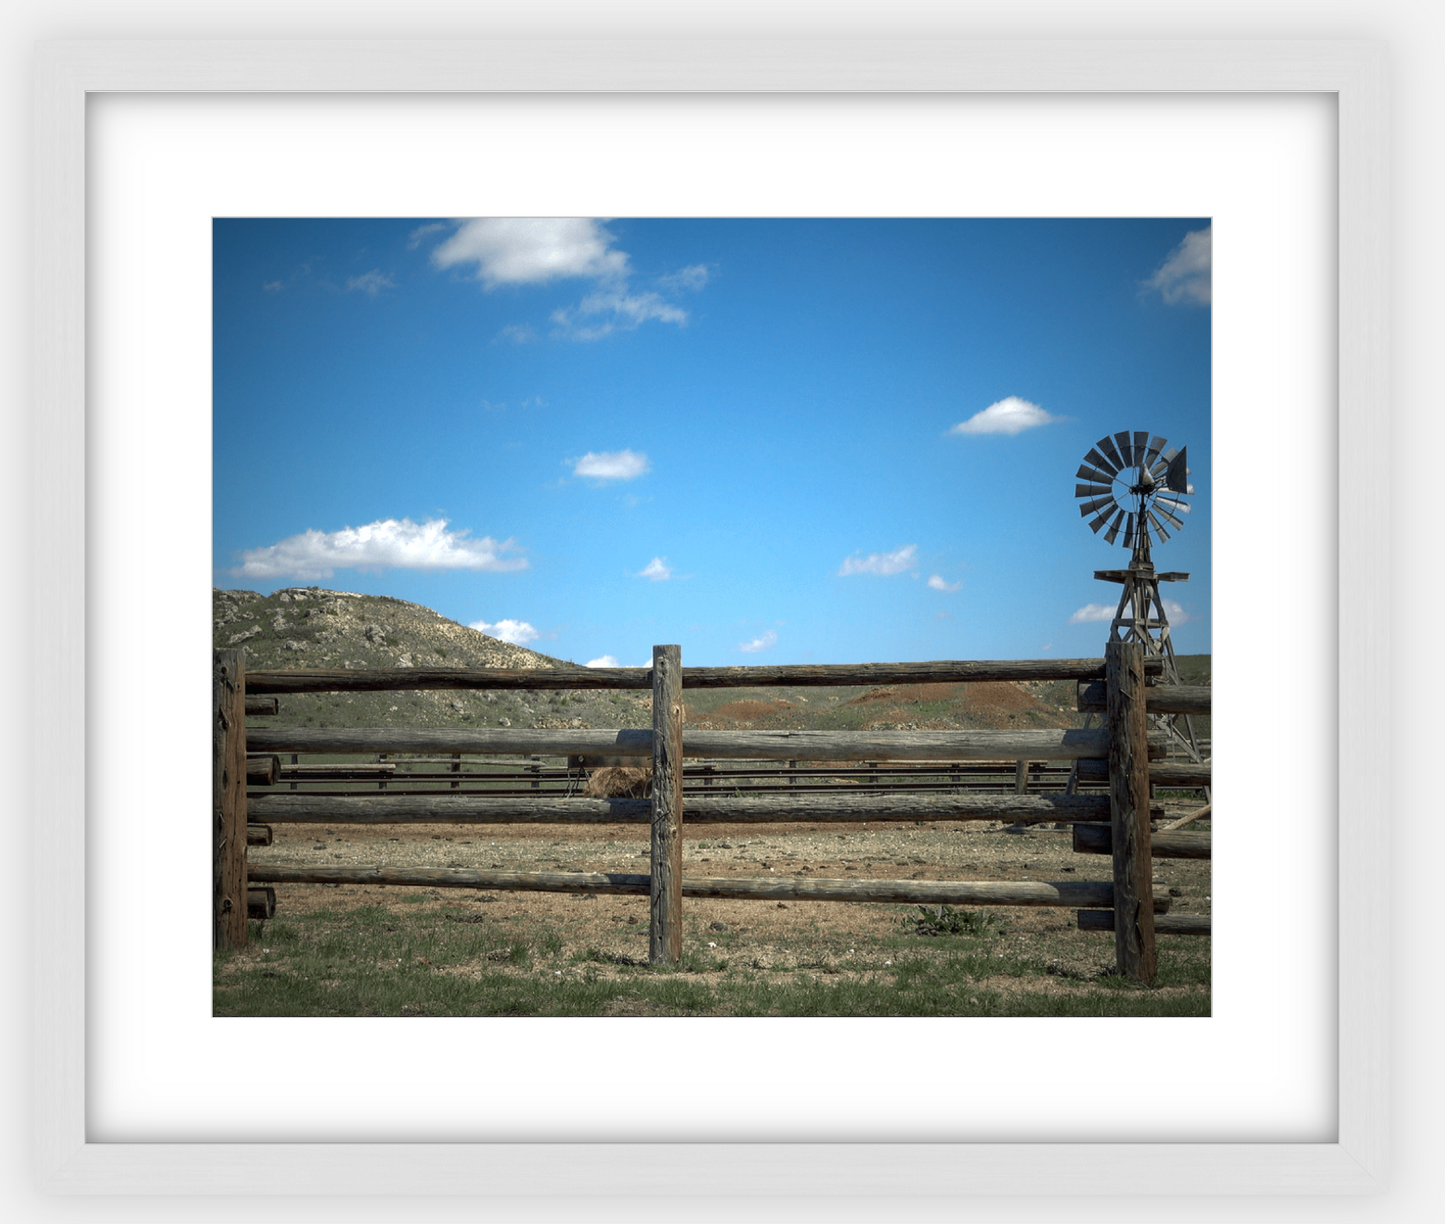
<box><xmin>214</xmin><ymin>586</ymin><xmax>651</xmax><ymax>732</ymax></box>
<box><xmin>216</xmin><ymin>586</ymin><xmax>1201</xmax><ymax>739</ymax></box>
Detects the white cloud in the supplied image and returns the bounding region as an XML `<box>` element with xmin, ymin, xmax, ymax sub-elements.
<box><xmin>495</xmin><ymin>323</ymin><xmax>537</xmax><ymax>344</ymax></box>
<box><xmin>839</xmin><ymin>544</ymin><xmax>917</xmax><ymax>577</ymax></box>
<box><xmin>551</xmin><ymin>289</ymin><xmax>688</xmax><ymax>340</ymax></box>
<box><xmin>949</xmin><ymin>396</ymin><xmax>1062</xmax><ymax>436</ymax></box>
<box><xmin>346</xmin><ymin>269</ymin><xmax>395</xmax><ymax>297</ymax></box>
<box><xmin>585</xmin><ymin>655</ymin><xmax>620</xmax><ymax>668</ymax></box>
<box><xmin>572</xmin><ymin>449</ymin><xmax>651</xmax><ymax>481</ymax></box>
<box><xmin>927</xmin><ymin>574</ymin><xmax>961</xmax><ymax>592</ymax></box>
<box><xmin>1069</xmin><ymin>598</ymin><xmax>1190</xmax><ymax>626</ymax></box>
<box><xmin>424</xmin><ymin>219</ymin><xmax>704</xmax><ymax>342</ymax></box>
<box><xmin>637</xmin><ymin>557</ymin><xmax>672</xmax><ymax>581</ymax></box>
<box><xmin>430</xmin><ymin>218</ymin><xmax>630</xmax><ymax>289</ymax></box>
<box><xmin>406</xmin><ymin>221</ymin><xmax>449</xmax><ymax>249</ymax></box>
<box><xmin>232</xmin><ymin>518</ymin><xmax>528</xmax><ymax>581</ymax></box>
<box><xmin>469</xmin><ymin>618</ymin><xmax>540</xmax><ymax>646</ymax></box>
<box><xmin>1142</xmin><ymin>225</ymin><xmax>1212</xmax><ymax>306</ymax></box>
<box><xmin>657</xmin><ymin>263</ymin><xmax>710</xmax><ymax>292</ymax></box>
<box><xmin>738</xmin><ymin>630</ymin><xmax>778</xmax><ymax>654</ymax></box>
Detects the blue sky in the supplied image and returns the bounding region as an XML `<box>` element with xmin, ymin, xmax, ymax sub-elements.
<box><xmin>212</xmin><ymin>217</ymin><xmax>1210</xmax><ymax>667</ymax></box>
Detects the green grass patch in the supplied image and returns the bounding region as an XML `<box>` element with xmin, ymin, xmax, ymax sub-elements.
<box><xmin>216</xmin><ymin>901</ymin><xmax>1209</xmax><ymax>1019</ymax></box>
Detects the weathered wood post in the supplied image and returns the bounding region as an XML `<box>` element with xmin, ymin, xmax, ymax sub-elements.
<box><xmin>213</xmin><ymin>649</ymin><xmax>249</xmax><ymax>950</ymax></box>
<box><xmin>650</xmin><ymin>644</ymin><xmax>684</xmax><ymax>965</ymax></box>
<box><xmin>1106</xmin><ymin>640</ymin><xmax>1156</xmax><ymax>983</ymax></box>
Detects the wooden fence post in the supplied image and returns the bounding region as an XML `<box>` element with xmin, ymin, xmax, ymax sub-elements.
<box><xmin>213</xmin><ymin>649</ymin><xmax>249</xmax><ymax>950</ymax></box>
<box><xmin>650</xmin><ymin>644</ymin><xmax>684</xmax><ymax>965</ymax></box>
<box><xmin>1106</xmin><ymin>640</ymin><xmax>1156</xmax><ymax>983</ymax></box>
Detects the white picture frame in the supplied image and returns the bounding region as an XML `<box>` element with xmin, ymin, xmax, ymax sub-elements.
<box><xmin>32</xmin><ymin>39</ymin><xmax>1388</xmax><ymax>1198</ymax></box>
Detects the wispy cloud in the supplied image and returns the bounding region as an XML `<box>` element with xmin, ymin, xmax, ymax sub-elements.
<box><xmin>927</xmin><ymin>575</ymin><xmax>961</xmax><ymax>592</ymax></box>
<box><xmin>1142</xmin><ymin>224</ymin><xmax>1212</xmax><ymax>306</ymax></box>
<box><xmin>551</xmin><ymin>289</ymin><xmax>688</xmax><ymax>340</ymax></box>
<box><xmin>571</xmin><ymin>449</ymin><xmax>651</xmax><ymax>481</ymax></box>
<box><xmin>232</xmin><ymin>518</ymin><xmax>528</xmax><ymax>581</ymax></box>
<box><xmin>469</xmin><ymin>618</ymin><xmax>540</xmax><ymax>646</ymax></box>
<box><xmin>657</xmin><ymin>263</ymin><xmax>710</xmax><ymax>293</ymax></box>
<box><xmin>738</xmin><ymin>630</ymin><xmax>778</xmax><ymax>654</ymax></box>
<box><xmin>495</xmin><ymin>323</ymin><xmax>538</xmax><ymax>344</ymax></box>
<box><xmin>949</xmin><ymin>396</ymin><xmax>1062</xmax><ymax>436</ymax></box>
<box><xmin>346</xmin><ymin>269</ymin><xmax>395</xmax><ymax>297</ymax></box>
<box><xmin>262</xmin><ymin>280</ymin><xmax>284</xmax><ymax>292</ymax></box>
<box><xmin>637</xmin><ymin>557</ymin><xmax>672</xmax><ymax>581</ymax></box>
<box><xmin>839</xmin><ymin>544</ymin><xmax>917</xmax><ymax>577</ymax></box>
<box><xmin>1069</xmin><ymin>598</ymin><xmax>1189</xmax><ymax>625</ymax></box>
<box><xmin>406</xmin><ymin>221</ymin><xmax>450</xmax><ymax>250</ymax></box>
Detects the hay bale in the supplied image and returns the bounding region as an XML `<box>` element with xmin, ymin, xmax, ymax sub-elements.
<box><xmin>584</xmin><ymin>766</ymin><xmax>653</xmax><ymax>799</ymax></box>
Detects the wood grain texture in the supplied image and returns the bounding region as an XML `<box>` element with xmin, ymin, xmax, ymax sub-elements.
<box><xmin>213</xmin><ymin>649</ymin><xmax>248</xmax><ymax>950</ymax></box>
<box><xmin>1075</xmin><ymin>680</ymin><xmax>1212</xmax><ymax>715</ymax></box>
<box><xmin>246</xmin><ymin>864</ymin><xmax>1172</xmax><ymax>911</ymax></box>
<box><xmin>1071</xmin><ymin>822</ymin><xmax>1211</xmax><ymax>860</ymax></box>
<box><xmin>1106</xmin><ymin>640</ymin><xmax>1156</xmax><ymax>983</ymax></box>
<box><xmin>1076</xmin><ymin>758</ymin><xmax>1211</xmax><ymax>787</ymax></box>
<box><xmin>246</xmin><ymin>791</ymin><xmax>1121</xmax><ymax>825</ymax></box>
<box><xmin>1077</xmin><ymin>909</ymin><xmax>1210</xmax><ymax>936</ymax></box>
<box><xmin>245</xmin><ymin>725</ymin><xmax>1166</xmax><ymax>762</ymax></box>
<box><xmin>245</xmin><ymin>754</ymin><xmax>279</xmax><ymax>785</ymax></box>
<box><xmin>650</xmin><ymin>645</ymin><xmax>684</xmax><ymax>964</ymax></box>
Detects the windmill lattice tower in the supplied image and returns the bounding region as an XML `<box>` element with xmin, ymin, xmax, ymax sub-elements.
<box><xmin>1075</xmin><ymin>430</ymin><xmax>1208</xmax><ymax>769</ymax></box>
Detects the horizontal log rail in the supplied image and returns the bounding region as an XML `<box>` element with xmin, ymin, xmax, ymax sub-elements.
<box><xmin>247</xmin><ymin>725</ymin><xmax>1167</xmax><ymax>762</ymax></box>
<box><xmin>264</xmin><ymin>761</ymin><xmax>1079</xmax><ymax>785</ymax></box>
<box><xmin>244</xmin><ymin>657</ymin><xmax>1165</xmax><ymax>695</ymax></box>
<box><xmin>246</xmin><ymin>863</ymin><xmax>1172</xmax><ymax>911</ymax></box>
<box><xmin>1077</xmin><ymin>909</ymin><xmax>1209</xmax><ymax>936</ymax></box>
<box><xmin>1075</xmin><ymin>681</ymin><xmax>1212</xmax><ymax>715</ymax></box>
<box><xmin>247</xmin><ymin>791</ymin><xmax>1141</xmax><ymax>825</ymax></box>
<box><xmin>1071</xmin><ymin>822</ymin><xmax>1211</xmax><ymax>860</ymax></box>
<box><xmin>257</xmin><ymin>783</ymin><xmax>1085</xmax><ymax>801</ymax></box>
<box><xmin>1075</xmin><ymin>758</ymin><xmax>1211</xmax><ymax>788</ymax></box>
<box><xmin>267</xmin><ymin>761</ymin><xmax>1072</xmax><ymax>781</ymax></box>
<box><xmin>245</xmin><ymin>755</ymin><xmax>279</xmax><ymax>785</ymax></box>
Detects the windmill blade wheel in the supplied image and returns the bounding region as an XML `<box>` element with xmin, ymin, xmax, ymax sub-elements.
<box><xmin>1075</xmin><ymin>431</ymin><xmax>1191</xmax><ymax>555</ymax></box>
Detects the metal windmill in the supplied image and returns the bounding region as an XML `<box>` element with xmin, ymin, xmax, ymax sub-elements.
<box><xmin>1074</xmin><ymin>429</ymin><xmax>1207</xmax><ymax>768</ymax></box>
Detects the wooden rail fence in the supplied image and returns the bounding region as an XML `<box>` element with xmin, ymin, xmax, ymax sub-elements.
<box><xmin>215</xmin><ymin>643</ymin><xmax>1210</xmax><ymax>984</ymax></box>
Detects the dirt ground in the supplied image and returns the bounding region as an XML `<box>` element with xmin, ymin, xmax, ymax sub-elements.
<box><xmin>248</xmin><ymin>814</ymin><xmax>1212</xmax><ymax>982</ymax></box>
